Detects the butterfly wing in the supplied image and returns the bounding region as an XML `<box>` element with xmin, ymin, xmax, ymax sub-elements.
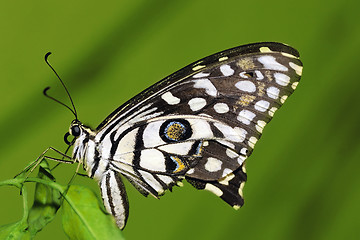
<box><xmin>99</xmin><ymin>170</ymin><xmax>129</xmax><ymax>229</ymax></box>
<box><xmin>94</xmin><ymin>42</ymin><xmax>303</xmax><ymax>221</ymax></box>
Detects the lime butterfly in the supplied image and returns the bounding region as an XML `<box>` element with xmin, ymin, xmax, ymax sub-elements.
<box><xmin>45</xmin><ymin>42</ymin><xmax>302</xmax><ymax>229</ymax></box>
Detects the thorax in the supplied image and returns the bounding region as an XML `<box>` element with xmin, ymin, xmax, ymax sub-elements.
<box><xmin>72</xmin><ymin>127</ymin><xmax>109</xmax><ymax>182</ymax></box>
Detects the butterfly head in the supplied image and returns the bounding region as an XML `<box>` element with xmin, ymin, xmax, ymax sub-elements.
<box><xmin>64</xmin><ymin>120</ymin><xmax>94</xmax><ymax>145</ymax></box>
<box><xmin>69</xmin><ymin>119</ymin><xmax>82</xmax><ymax>138</ymax></box>
<box><xmin>65</xmin><ymin>119</ymin><xmax>96</xmax><ymax>163</ymax></box>
<box><xmin>63</xmin><ymin>120</ymin><xmax>80</xmax><ymax>145</ymax></box>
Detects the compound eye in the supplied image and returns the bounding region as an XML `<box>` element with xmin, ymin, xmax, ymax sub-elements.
<box><xmin>71</xmin><ymin>125</ymin><xmax>81</xmax><ymax>137</ymax></box>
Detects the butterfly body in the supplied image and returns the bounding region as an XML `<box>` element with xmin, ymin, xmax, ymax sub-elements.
<box><xmin>67</xmin><ymin>42</ymin><xmax>303</xmax><ymax>229</ymax></box>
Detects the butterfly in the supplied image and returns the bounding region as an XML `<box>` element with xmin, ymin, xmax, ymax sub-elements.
<box><xmin>45</xmin><ymin>42</ymin><xmax>302</xmax><ymax>229</ymax></box>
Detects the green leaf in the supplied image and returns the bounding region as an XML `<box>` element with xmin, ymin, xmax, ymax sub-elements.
<box><xmin>62</xmin><ymin>185</ymin><xmax>124</xmax><ymax>240</ymax></box>
<box><xmin>0</xmin><ymin>221</ymin><xmax>32</xmax><ymax>240</ymax></box>
<box><xmin>0</xmin><ymin>185</ymin><xmax>31</xmax><ymax>240</ymax></box>
<box><xmin>27</xmin><ymin>160</ymin><xmax>61</xmax><ymax>237</ymax></box>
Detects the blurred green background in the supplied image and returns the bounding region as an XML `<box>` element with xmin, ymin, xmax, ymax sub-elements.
<box><xmin>1</xmin><ymin>0</ymin><xmax>360</xmax><ymax>239</ymax></box>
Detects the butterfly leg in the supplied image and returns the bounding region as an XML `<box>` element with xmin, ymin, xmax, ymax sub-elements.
<box><xmin>15</xmin><ymin>146</ymin><xmax>73</xmax><ymax>179</ymax></box>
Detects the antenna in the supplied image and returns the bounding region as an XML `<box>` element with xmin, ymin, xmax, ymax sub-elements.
<box><xmin>44</xmin><ymin>52</ymin><xmax>78</xmax><ymax>119</ymax></box>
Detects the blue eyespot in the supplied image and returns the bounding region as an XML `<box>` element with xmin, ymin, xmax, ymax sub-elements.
<box><xmin>159</xmin><ymin>119</ymin><xmax>192</xmax><ymax>143</ymax></box>
<box><xmin>166</xmin><ymin>156</ymin><xmax>186</xmax><ymax>173</ymax></box>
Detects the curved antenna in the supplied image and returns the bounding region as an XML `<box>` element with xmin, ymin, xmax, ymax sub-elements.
<box><xmin>43</xmin><ymin>87</ymin><xmax>77</xmax><ymax>117</ymax></box>
<box><xmin>44</xmin><ymin>52</ymin><xmax>78</xmax><ymax>119</ymax></box>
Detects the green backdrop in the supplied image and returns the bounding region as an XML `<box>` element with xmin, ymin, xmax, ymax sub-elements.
<box><xmin>1</xmin><ymin>0</ymin><xmax>360</xmax><ymax>239</ymax></box>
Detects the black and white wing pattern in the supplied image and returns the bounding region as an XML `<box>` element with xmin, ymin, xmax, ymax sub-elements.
<box><xmin>72</xmin><ymin>42</ymin><xmax>303</xmax><ymax>229</ymax></box>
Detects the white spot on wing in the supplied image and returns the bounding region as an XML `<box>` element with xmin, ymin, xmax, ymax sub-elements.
<box><xmin>238</xmin><ymin>181</ymin><xmax>245</xmax><ymax>197</ymax></box>
<box><xmin>188</xmin><ymin>98</ymin><xmax>206</xmax><ymax>111</ymax></box>
<box><xmin>266</xmin><ymin>86</ymin><xmax>280</xmax><ymax>99</ymax></box>
<box><xmin>255</xmin><ymin>70</ymin><xmax>264</xmax><ymax>80</ymax></box>
<box><xmin>234</xmin><ymin>127</ymin><xmax>247</xmax><ymax>143</ymax></box>
<box><xmin>291</xmin><ymin>82</ymin><xmax>299</xmax><ymax>90</ymax></box>
<box><xmin>213</xmin><ymin>103</ymin><xmax>229</xmax><ymax>114</ymax></box>
<box><xmin>281</xmin><ymin>52</ymin><xmax>297</xmax><ymax>58</ymax></box>
<box><xmin>193</xmin><ymin>72</ymin><xmax>210</xmax><ymax>78</ymax></box>
<box><xmin>237</xmin><ymin>110</ymin><xmax>256</xmax><ymax>125</ymax></box>
<box><xmin>192</xmin><ymin>65</ymin><xmax>205</xmax><ymax>71</ymax></box>
<box><xmin>238</xmin><ymin>155</ymin><xmax>246</xmax><ymax>165</ymax></box>
<box><xmin>240</xmin><ymin>148</ymin><xmax>248</xmax><ymax>155</ymax></box>
<box><xmin>269</xmin><ymin>107</ymin><xmax>278</xmax><ymax>117</ymax></box>
<box><xmin>222</xmin><ymin>168</ymin><xmax>233</xmax><ymax>177</ymax></box>
<box><xmin>218</xmin><ymin>173</ymin><xmax>235</xmax><ymax>185</ymax></box>
<box><xmin>259</xmin><ymin>47</ymin><xmax>272</xmax><ymax>53</ymax></box>
<box><xmin>177</xmin><ymin>182</ymin><xmax>184</xmax><ymax>187</ymax></box>
<box><xmin>193</xmin><ymin>79</ymin><xmax>218</xmax><ymax>96</ymax></box>
<box><xmin>218</xmin><ymin>56</ymin><xmax>228</xmax><ymax>62</ymax></box>
<box><xmin>280</xmin><ymin>95</ymin><xmax>288</xmax><ymax>104</ymax></box>
<box><xmin>161</xmin><ymin>92</ymin><xmax>180</xmax><ymax>105</ymax></box>
<box><xmin>220</xmin><ymin>64</ymin><xmax>234</xmax><ymax>76</ymax></box>
<box><xmin>226</xmin><ymin>148</ymin><xmax>239</xmax><ymax>158</ymax></box>
<box><xmin>258</xmin><ymin>56</ymin><xmax>288</xmax><ymax>71</ymax></box>
<box><xmin>255</xmin><ymin>120</ymin><xmax>267</xmax><ymax>133</ymax></box>
<box><xmin>274</xmin><ymin>72</ymin><xmax>290</xmax><ymax>86</ymax></box>
<box><xmin>254</xmin><ymin>100</ymin><xmax>270</xmax><ymax>112</ymax></box>
<box><xmin>235</xmin><ymin>80</ymin><xmax>256</xmax><ymax>93</ymax></box>
<box><xmin>289</xmin><ymin>62</ymin><xmax>303</xmax><ymax>75</ymax></box>
<box><xmin>216</xmin><ymin>140</ymin><xmax>235</xmax><ymax>149</ymax></box>
<box><xmin>248</xmin><ymin>136</ymin><xmax>258</xmax><ymax>148</ymax></box>
<box><xmin>214</xmin><ymin>123</ymin><xmax>246</xmax><ymax>143</ymax></box>
<box><xmin>204</xmin><ymin>157</ymin><xmax>222</xmax><ymax>172</ymax></box>
<box><xmin>205</xmin><ymin>183</ymin><xmax>223</xmax><ymax>196</ymax></box>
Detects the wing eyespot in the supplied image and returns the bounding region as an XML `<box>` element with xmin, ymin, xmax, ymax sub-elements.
<box><xmin>166</xmin><ymin>156</ymin><xmax>187</xmax><ymax>173</ymax></box>
<box><xmin>159</xmin><ymin>119</ymin><xmax>192</xmax><ymax>143</ymax></box>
